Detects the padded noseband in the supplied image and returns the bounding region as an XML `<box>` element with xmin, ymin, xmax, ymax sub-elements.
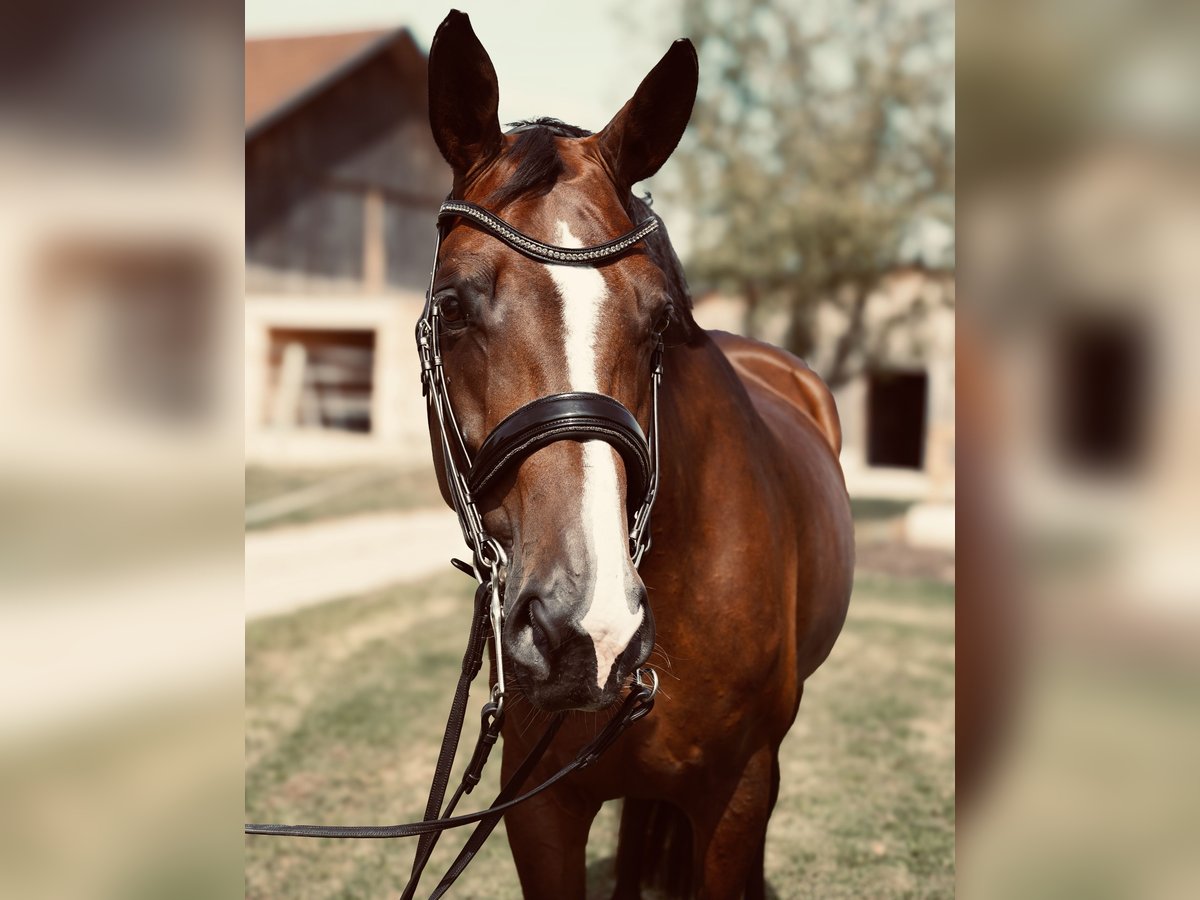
<box><xmin>467</xmin><ymin>392</ymin><xmax>651</xmax><ymax>515</ymax></box>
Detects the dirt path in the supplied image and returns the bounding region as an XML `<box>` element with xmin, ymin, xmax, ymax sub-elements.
<box><xmin>244</xmin><ymin>508</ymin><xmax>468</xmax><ymax>620</ymax></box>
<box><xmin>245</xmin><ymin>506</ymin><xmax>954</xmax><ymax>622</ymax></box>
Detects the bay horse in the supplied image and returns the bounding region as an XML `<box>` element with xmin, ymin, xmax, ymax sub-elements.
<box><xmin>425</xmin><ymin>12</ymin><xmax>853</xmax><ymax>898</ymax></box>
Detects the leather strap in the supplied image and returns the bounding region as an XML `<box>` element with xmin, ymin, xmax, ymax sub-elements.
<box><xmin>243</xmin><ymin>684</ymin><xmax>653</xmax><ymax>840</ymax></box>
<box><xmin>398</xmin><ymin>580</ymin><xmax>492</xmax><ymax>898</ymax></box>
<box><xmin>467</xmin><ymin>392</ymin><xmax>651</xmax><ymax>515</ymax></box>
<box><xmin>439</xmin><ymin>200</ymin><xmax>659</xmax><ymax>267</ymax></box>
<box><xmin>427</xmin><ymin>714</ymin><xmax>566</xmax><ymax>898</ymax></box>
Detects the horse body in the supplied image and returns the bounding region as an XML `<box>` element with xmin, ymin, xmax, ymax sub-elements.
<box><xmin>247</xmin><ymin>14</ymin><xmax>854</xmax><ymax>895</ymax></box>
<box><xmin>499</xmin><ymin>331</ymin><xmax>853</xmax><ymax>898</ymax></box>
<box><xmin>422</xmin><ymin>12</ymin><xmax>853</xmax><ymax>897</ymax></box>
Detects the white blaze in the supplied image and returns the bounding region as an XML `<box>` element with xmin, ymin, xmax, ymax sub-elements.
<box><xmin>544</xmin><ymin>221</ymin><xmax>644</xmax><ymax>690</ymax></box>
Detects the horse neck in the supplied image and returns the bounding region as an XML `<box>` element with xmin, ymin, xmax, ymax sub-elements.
<box><xmin>651</xmin><ymin>331</ymin><xmax>766</xmax><ymax>539</ymax></box>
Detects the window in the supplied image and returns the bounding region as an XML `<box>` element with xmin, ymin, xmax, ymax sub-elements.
<box><xmin>264</xmin><ymin>329</ymin><xmax>375</xmax><ymax>433</ymax></box>
<box><xmin>385</xmin><ymin>197</ymin><xmax>439</xmax><ymax>291</ymax></box>
<box><xmin>247</xmin><ymin>184</ymin><xmax>364</xmax><ymax>283</ymax></box>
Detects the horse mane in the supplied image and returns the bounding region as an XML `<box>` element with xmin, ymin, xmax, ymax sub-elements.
<box><xmin>627</xmin><ymin>190</ymin><xmax>696</xmax><ymax>336</ymax></box>
<box><xmin>488</xmin><ymin>117</ymin><xmax>697</xmax><ymax>339</ymax></box>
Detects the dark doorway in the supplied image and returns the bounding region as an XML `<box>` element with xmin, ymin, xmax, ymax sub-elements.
<box><xmin>1053</xmin><ymin>314</ymin><xmax>1149</xmax><ymax>474</ymax></box>
<box><xmin>867</xmin><ymin>370</ymin><xmax>928</xmax><ymax>469</ymax></box>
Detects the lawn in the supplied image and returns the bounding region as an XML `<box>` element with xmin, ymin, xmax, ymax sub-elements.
<box><xmin>245</xmin><ymin>571</ymin><xmax>954</xmax><ymax>898</ymax></box>
<box><xmin>245</xmin><ymin>465</ymin><xmax>446</xmax><ymax>531</ymax></box>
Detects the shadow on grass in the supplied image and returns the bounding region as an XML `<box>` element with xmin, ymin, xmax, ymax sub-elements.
<box><xmin>585</xmin><ymin>855</ymin><xmax>782</xmax><ymax>899</ymax></box>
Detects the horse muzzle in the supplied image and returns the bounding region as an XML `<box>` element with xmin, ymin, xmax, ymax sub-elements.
<box><xmin>503</xmin><ymin>572</ymin><xmax>655</xmax><ymax>712</ymax></box>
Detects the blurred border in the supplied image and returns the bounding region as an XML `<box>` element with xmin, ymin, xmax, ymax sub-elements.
<box><xmin>959</xmin><ymin>0</ymin><xmax>1200</xmax><ymax>895</ymax></box>
<box><xmin>4</xmin><ymin>0</ymin><xmax>1197</xmax><ymax>894</ymax></box>
<box><xmin>0</xmin><ymin>0</ymin><xmax>244</xmax><ymax>897</ymax></box>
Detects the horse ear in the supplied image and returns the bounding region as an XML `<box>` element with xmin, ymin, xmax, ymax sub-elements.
<box><xmin>597</xmin><ymin>39</ymin><xmax>698</xmax><ymax>188</ymax></box>
<box><xmin>428</xmin><ymin>10</ymin><xmax>503</xmax><ymax>175</ymax></box>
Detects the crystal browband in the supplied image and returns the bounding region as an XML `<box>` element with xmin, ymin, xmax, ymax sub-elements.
<box><xmin>438</xmin><ymin>200</ymin><xmax>660</xmax><ymax>266</ymax></box>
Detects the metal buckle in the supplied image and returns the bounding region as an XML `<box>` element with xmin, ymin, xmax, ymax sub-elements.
<box><xmin>488</xmin><ymin>576</ymin><xmax>505</xmax><ymax>714</ymax></box>
<box><xmin>630</xmin><ymin>527</ymin><xmax>651</xmax><ymax>567</ymax></box>
<box><xmin>635</xmin><ymin>666</ymin><xmax>659</xmax><ymax>700</ymax></box>
<box><xmin>473</xmin><ymin>538</ymin><xmax>509</xmax><ymax>714</ymax></box>
<box><xmin>474</xmin><ymin>537</ymin><xmax>506</xmax><ymax>575</ymax></box>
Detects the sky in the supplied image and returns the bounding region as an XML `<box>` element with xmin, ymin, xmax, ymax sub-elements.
<box><xmin>245</xmin><ymin>1</ymin><xmax>678</xmax><ymax>134</ymax></box>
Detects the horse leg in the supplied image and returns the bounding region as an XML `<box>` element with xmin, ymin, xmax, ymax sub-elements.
<box><xmin>503</xmin><ymin>789</ymin><xmax>599</xmax><ymax>900</ymax></box>
<box><xmin>688</xmin><ymin>745</ymin><xmax>778</xmax><ymax>900</ymax></box>
<box><xmin>742</xmin><ymin>754</ymin><xmax>781</xmax><ymax>900</ymax></box>
<box><xmin>611</xmin><ymin>797</ymin><xmax>651</xmax><ymax>900</ymax></box>
<box><xmin>613</xmin><ymin>797</ymin><xmax>692</xmax><ymax>899</ymax></box>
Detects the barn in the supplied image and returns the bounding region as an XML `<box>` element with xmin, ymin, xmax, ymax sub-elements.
<box><xmin>245</xmin><ymin>28</ymin><xmax>450</xmax><ymax>463</ymax></box>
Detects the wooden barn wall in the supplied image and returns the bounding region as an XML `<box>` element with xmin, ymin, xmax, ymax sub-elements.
<box><xmin>246</xmin><ymin>43</ymin><xmax>451</xmax><ymax>292</ymax></box>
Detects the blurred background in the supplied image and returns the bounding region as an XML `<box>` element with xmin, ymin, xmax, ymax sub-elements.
<box><xmin>3</xmin><ymin>0</ymin><xmax>1198</xmax><ymax>896</ymax></box>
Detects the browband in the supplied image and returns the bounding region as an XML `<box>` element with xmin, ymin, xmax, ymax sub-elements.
<box><xmin>467</xmin><ymin>392</ymin><xmax>652</xmax><ymax>515</ymax></box>
<box><xmin>439</xmin><ymin>200</ymin><xmax>660</xmax><ymax>267</ymax></box>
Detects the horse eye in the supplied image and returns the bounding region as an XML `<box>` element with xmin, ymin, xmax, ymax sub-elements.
<box><xmin>437</xmin><ymin>294</ymin><xmax>467</xmax><ymax>327</ymax></box>
<box><xmin>652</xmin><ymin>304</ymin><xmax>674</xmax><ymax>336</ymax></box>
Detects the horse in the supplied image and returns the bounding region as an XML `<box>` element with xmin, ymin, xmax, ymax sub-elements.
<box><xmin>424</xmin><ymin>12</ymin><xmax>853</xmax><ymax>898</ymax></box>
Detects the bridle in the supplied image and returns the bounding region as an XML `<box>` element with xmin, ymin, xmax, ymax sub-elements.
<box><xmin>246</xmin><ymin>196</ymin><xmax>666</xmax><ymax>899</ymax></box>
<box><xmin>417</xmin><ymin>198</ymin><xmax>665</xmax><ymax>575</ymax></box>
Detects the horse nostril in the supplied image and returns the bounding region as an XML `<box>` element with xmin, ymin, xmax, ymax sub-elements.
<box><xmin>527</xmin><ymin>598</ymin><xmax>566</xmax><ymax>651</ymax></box>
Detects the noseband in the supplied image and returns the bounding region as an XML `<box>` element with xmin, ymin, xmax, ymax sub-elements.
<box><xmin>416</xmin><ymin>198</ymin><xmax>665</xmax><ymax>572</ymax></box>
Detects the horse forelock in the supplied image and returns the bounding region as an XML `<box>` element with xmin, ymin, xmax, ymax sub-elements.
<box><xmin>466</xmin><ymin>118</ymin><xmax>694</xmax><ymax>333</ymax></box>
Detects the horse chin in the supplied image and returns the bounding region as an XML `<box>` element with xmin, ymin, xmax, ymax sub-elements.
<box><xmin>520</xmin><ymin>676</ymin><xmax>620</xmax><ymax>714</ymax></box>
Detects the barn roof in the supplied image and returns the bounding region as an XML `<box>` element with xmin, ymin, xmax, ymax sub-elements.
<box><xmin>245</xmin><ymin>27</ymin><xmax>424</xmax><ymax>139</ymax></box>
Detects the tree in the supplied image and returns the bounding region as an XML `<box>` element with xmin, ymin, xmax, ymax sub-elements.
<box><xmin>672</xmin><ymin>0</ymin><xmax>954</xmax><ymax>387</ymax></box>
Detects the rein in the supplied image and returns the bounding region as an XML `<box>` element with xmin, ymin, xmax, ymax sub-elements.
<box><xmin>245</xmin><ymin>198</ymin><xmax>666</xmax><ymax>898</ymax></box>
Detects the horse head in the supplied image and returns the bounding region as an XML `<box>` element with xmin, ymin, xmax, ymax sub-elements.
<box><xmin>425</xmin><ymin>10</ymin><xmax>697</xmax><ymax>712</ymax></box>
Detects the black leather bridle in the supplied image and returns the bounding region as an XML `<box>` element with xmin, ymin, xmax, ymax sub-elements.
<box><xmin>417</xmin><ymin>198</ymin><xmax>665</xmax><ymax>572</ymax></box>
<box><xmin>245</xmin><ymin>198</ymin><xmax>665</xmax><ymax>899</ymax></box>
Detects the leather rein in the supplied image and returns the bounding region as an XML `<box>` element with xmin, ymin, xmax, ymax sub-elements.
<box><xmin>245</xmin><ymin>198</ymin><xmax>666</xmax><ymax>898</ymax></box>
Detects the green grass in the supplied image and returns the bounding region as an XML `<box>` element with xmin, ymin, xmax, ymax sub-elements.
<box><xmin>246</xmin><ymin>570</ymin><xmax>954</xmax><ymax>898</ymax></box>
<box><xmin>245</xmin><ymin>465</ymin><xmax>446</xmax><ymax>531</ymax></box>
<box><xmin>849</xmin><ymin>497</ymin><xmax>916</xmax><ymax>521</ymax></box>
